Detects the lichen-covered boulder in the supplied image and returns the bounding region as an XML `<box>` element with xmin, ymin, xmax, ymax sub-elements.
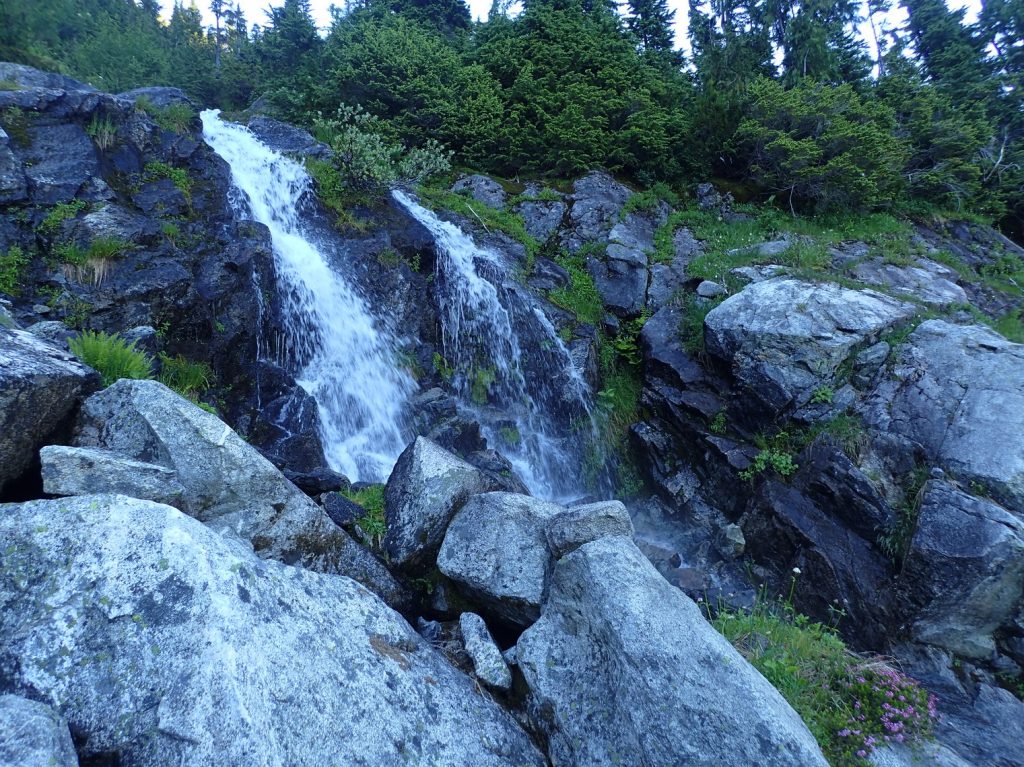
<box><xmin>0</xmin><ymin>695</ymin><xmax>78</xmax><ymax>767</ymax></box>
<box><xmin>516</xmin><ymin>536</ymin><xmax>829</xmax><ymax>767</ymax></box>
<box><xmin>0</xmin><ymin>494</ymin><xmax>546</xmax><ymax>767</ymax></box>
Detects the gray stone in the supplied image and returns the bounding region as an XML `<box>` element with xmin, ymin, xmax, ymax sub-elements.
<box><xmin>728</xmin><ymin>238</ymin><xmax>792</xmax><ymax>259</ymax></box>
<box><xmin>515</xmin><ymin>198</ymin><xmax>566</xmax><ymax>242</ymax></box>
<box><xmin>0</xmin><ymin>62</ymin><xmax>96</xmax><ymax>92</ymax></box>
<box><xmin>0</xmin><ymin>302</ymin><xmax>15</xmax><ymax>329</ymax></box>
<box><xmin>853</xmin><ymin>258</ymin><xmax>967</xmax><ymax>307</ymax></box>
<box><xmin>438</xmin><ymin>492</ymin><xmax>565</xmax><ymax>626</ymax></box>
<box><xmin>0</xmin><ymin>128</ymin><xmax>26</xmax><ymax>204</ymax></box>
<box><xmin>564</xmin><ymin>171</ymin><xmax>632</xmax><ymax>250</ymax></box>
<box><xmin>704</xmin><ymin>279</ymin><xmax>915</xmax><ymax>415</ymax></box>
<box><xmin>383</xmin><ymin>437</ymin><xmax>497</xmax><ymax>571</ymax></box>
<box><xmin>900</xmin><ymin>481</ymin><xmax>1024</xmax><ymax>659</ymax></box>
<box><xmin>852</xmin><ymin>340</ymin><xmax>891</xmax><ymax>388</ymax></box>
<box><xmin>452</xmin><ymin>174</ymin><xmax>507</xmax><ymax>209</ymax></box>
<box><xmin>673</xmin><ymin>226</ymin><xmax>704</xmax><ymax>264</ymax></box>
<box><xmin>865</xmin><ymin>321</ymin><xmax>1024</xmax><ymax>510</ymax></box>
<box><xmin>647</xmin><ymin>260</ymin><xmax>688</xmax><ymax>311</ymax></box>
<box><xmin>869</xmin><ymin>742</ymin><xmax>972</xmax><ymax>767</ymax></box>
<box><xmin>459</xmin><ymin>612</ymin><xmax>512</xmax><ymax>691</ymax></box>
<box><xmin>0</xmin><ymin>495</ymin><xmax>545</xmax><ymax>767</ymax></box>
<box><xmin>696</xmin><ymin>279</ymin><xmax>726</xmax><ymax>298</ymax></box>
<box><xmin>71</xmin><ymin>379</ymin><xmax>406</xmax><ymax>605</ymax></box>
<box><xmin>730</xmin><ymin>264</ymin><xmax>788</xmax><ymax>283</ymax></box>
<box><xmin>586</xmin><ymin>248</ymin><xmax>649</xmax><ymax>317</ymax></box>
<box><xmin>545</xmin><ymin>499</ymin><xmax>634</xmax><ymax>557</ymax></box>
<box><xmin>0</xmin><ymin>327</ymin><xmax>99</xmax><ymax>496</ymax></box>
<box><xmin>516</xmin><ymin>536</ymin><xmax>829</xmax><ymax>767</ymax></box>
<box><xmin>122</xmin><ymin>325</ymin><xmax>159</xmax><ymax>357</ymax></box>
<box><xmin>0</xmin><ymin>695</ymin><xmax>78</xmax><ymax>767</ymax></box>
<box><xmin>26</xmin><ymin>320</ymin><xmax>73</xmax><ymax>347</ymax></box>
<box><xmin>21</xmin><ymin>122</ymin><xmax>108</xmax><ymax>204</ymax></box>
<box><xmin>74</xmin><ymin>203</ymin><xmax>150</xmax><ymax>244</ymax></box>
<box><xmin>40</xmin><ymin>445</ymin><xmax>186</xmax><ymax>507</ymax></box>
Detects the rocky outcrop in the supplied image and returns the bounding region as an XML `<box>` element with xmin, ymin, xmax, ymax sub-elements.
<box><xmin>863</xmin><ymin>321</ymin><xmax>1024</xmax><ymax>510</ymax></box>
<box><xmin>562</xmin><ymin>171</ymin><xmax>632</xmax><ymax>252</ymax></box>
<box><xmin>545</xmin><ymin>499</ymin><xmax>634</xmax><ymax>557</ymax></box>
<box><xmin>0</xmin><ymin>494</ymin><xmax>546</xmax><ymax>767</ymax></box>
<box><xmin>62</xmin><ymin>379</ymin><xmax>406</xmax><ymax>606</ymax></box>
<box><xmin>383</xmin><ymin>436</ymin><xmax>498</xmax><ymax>571</ymax></box>
<box><xmin>899</xmin><ymin>481</ymin><xmax>1024</xmax><ymax>659</ymax></box>
<box><xmin>0</xmin><ymin>327</ymin><xmax>99</xmax><ymax>497</ymax></box>
<box><xmin>852</xmin><ymin>258</ymin><xmax>967</xmax><ymax>307</ymax></box>
<box><xmin>516</xmin><ymin>536</ymin><xmax>829</xmax><ymax>767</ymax></box>
<box><xmin>459</xmin><ymin>612</ymin><xmax>512</xmax><ymax>691</ymax></box>
<box><xmin>705</xmin><ymin>279</ymin><xmax>915</xmax><ymax>417</ymax></box>
<box><xmin>452</xmin><ymin>174</ymin><xmax>507</xmax><ymax>209</ymax></box>
<box><xmin>0</xmin><ymin>695</ymin><xmax>78</xmax><ymax>767</ymax></box>
<box><xmin>41</xmin><ymin>444</ymin><xmax>186</xmax><ymax>506</ymax></box>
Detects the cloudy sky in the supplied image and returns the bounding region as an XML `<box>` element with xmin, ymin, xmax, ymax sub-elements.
<box><xmin>162</xmin><ymin>0</ymin><xmax>983</xmax><ymax>52</ymax></box>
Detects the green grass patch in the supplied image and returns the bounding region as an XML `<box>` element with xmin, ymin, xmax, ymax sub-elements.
<box><xmin>678</xmin><ymin>294</ymin><xmax>723</xmax><ymax>356</ymax></box>
<box><xmin>0</xmin><ymin>245</ymin><xmax>29</xmax><ymax>295</ymax></box>
<box><xmin>158</xmin><ymin>353</ymin><xmax>212</xmax><ymax>400</ymax></box>
<box><xmin>86</xmin><ymin>113</ymin><xmax>117</xmax><ymax>150</ymax></box>
<box><xmin>38</xmin><ymin>200</ymin><xmax>87</xmax><ymax>237</ymax></box>
<box><xmin>713</xmin><ymin>596</ymin><xmax>937</xmax><ymax>765</ymax></box>
<box><xmin>0</xmin><ymin>106</ymin><xmax>30</xmax><ymax>147</ymax></box>
<box><xmin>0</xmin><ymin>80</ymin><xmax>23</xmax><ymax>91</ymax></box>
<box><xmin>341</xmin><ymin>485</ymin><xmax>386</xmax><ymax>546</ymax></box>
<box><xmin>620</xmin><ymin>182</ymin><xmax>678</xmax><ymax>218</ymax></box>
<box><xmin>418</xmin><ymin>185</ymin><xmax>539</xmax><ymax>265</ymax></box>
<box><xmin>69</xmin><ymin>330</ymin><xmax>153</xmax><ymax>387</ymax></box>
<box><xmin>548</xmin><ymin>246</ymin><xmax>605</xmax><ymax>326</ymax></box>
<box><xmin>992</xmin><ymin>311</ymin><xmax>1024</xmax><ymax>343</ymax></box>
<box><xmin>136</xmin><ymin>97</ymin><xmax>196</xmax><ymax>134</ymax></box>
<box><xmin>144</xmin><ymin>161</ymin><xmax>192</xmax><ymax>204</ymax></box>
<box><xmin>878</xmin><ymin>466</ymin><xmax>929</xmax><ymax>564</ymax></box>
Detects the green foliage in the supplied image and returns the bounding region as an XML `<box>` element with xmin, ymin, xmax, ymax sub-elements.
<box><xmin>879</xmin><ymin>467</ymin><xmax>929</xmax><ymax>564</ymax></box>
<box><xmin>678</xmin><ymin>294</ymin><xmax>722</xmax><ymax>355</ymax></box>
<box><xmin>621</xmin><ymin>183</ymin><xmax>678</xmax><ymax>217</ymax></box>
<box><xmin>470</xmin><ymin>367</ymin><xmax>496</xmax><ymax>405</ymax></box>
<box><xmin>548</xmin><ymin>247</ymin><xmax>605</xmax><ymax>326</ymax></box>
<box><xmin>38</xmin><ymin>200</ymin><xmax>87</xmax><ymax>237</ymax></box>
<box><xmin>709</xmin><ymin>409</ymin><xmax>728</xmax><ymax>435</ymax></box>
<box><xmin>432</xmin><ymin>352</ymin><xmax>455</xmax><ymax>382</ymax></box>
<box><xmin>135</xmin><ymin>97</ymin><xmax>196</xmax><ymax>134</ymax></box>
<box><xmin>713</xmin><ymin>595</ymin><xmax>937</xmax><ymax>765</ymax></box>
<box><xmin>342</xmin><ymin>485</ymin><xmax>387</xmax><ymax>547</ymax></box>
<box><xmin>144</xmin><ymin>161</ymin><xmax>192</xmax><ymax>204</ymax></box>
<box><xmin>737</xmin><ymin>78</ymin><xmax>909</xmax><ymax>212</ymax></box>
<box><xmin>311</xmin><ymin>105</ymin><xmax>452</xmax><ymax>195</ymax></box>
<box><xmin>85</xmin><ymin>113</ymin><xmax>117</xmax><ymax>149</ymax></box>
<box><xmin>810</xmin><ymin>386</ymin><xmax>835</xmax><ymax>405</ymax></box>
<box><xmin>0</xmin><ymin>106</ymin><xmax>30</xmax><ymax>147</ymax></box>
<box><xmin>158</xmin><ymin>353</ymin><xmax>212</xmax><ymax>400</ymax></box>
<box><xmin>69</xmin><ymin>330</ymin><xmax>153</xmax><ymax>387</ymax></box>
<box><xmin>739</xmin><ymin>446</ymin><xmax>798</xmax><ymax>481</ymax></box>
<box><xmin>0</xmin><ymin>245</ymin><xmax>28</xmax><ymax>295</ymax></box>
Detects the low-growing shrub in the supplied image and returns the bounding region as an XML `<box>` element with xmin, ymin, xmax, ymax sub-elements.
<box><xmin>712</xmin><ymin>595</ymin><xmax>937</xmax><ymax>765</ymax></box>
<box><xmin>86</xmin><ymin>113</ymin><xmax>117</xmax><ymax>149</ymax></box>
<box><xmin>69</xmin><ymin>330</ymin><xmax>153</xmax><ymax>387</ymax></box>
<box><xmin>136</xmin><ymin>96</ymin><xmax>196</xmax><ymax>134</ymax></box>
<box><xmin>38</xmin><ymin>200</ymin><xmax>88</xmax><ymax>237</ymax></box>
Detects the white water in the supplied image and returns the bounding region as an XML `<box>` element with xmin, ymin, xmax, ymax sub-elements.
<box><xmin>394</xmin><ymin>190</ymin><xmax>596</xmax><ymax>500</ymax></box>
<box><xmin>202</xmin><ymin>111</ymin><xmax>414</xmax><ymax>482</ymax></box>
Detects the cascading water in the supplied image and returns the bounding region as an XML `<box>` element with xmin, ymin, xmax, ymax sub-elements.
<box><xmin>202</xmin><ymin>111</ymin><xmax>414</xmax><ymax>482</ymax></box>
<box><xmin>394</xmin><ymin>190</ymin><xmax>598</xmax><ymax>500</ymax></box>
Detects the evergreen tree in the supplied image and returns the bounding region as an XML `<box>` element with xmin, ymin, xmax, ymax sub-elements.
<box><xmin>764</xmin><ymin>0</ymin><xmax>871</xmax><ymax>84</ymax></box>
<box><xmin>901</xmin><ymin>0</ymin><xmax>991</xmax><ymax>102</ymax></box>
<box><xmin>625</xmin><ymin>0</ymin><xmax>676</xmax><ymax>54</ymax></box>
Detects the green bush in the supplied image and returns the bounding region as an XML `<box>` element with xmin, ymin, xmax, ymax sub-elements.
<box><xmin>713</xmin><ymin>596</ymin><xmax>937</xmax><ymax>765</ymax></box>
<box><xmin>736</xmin><ymin>78</ymin><xmax>909</xmax><ymax>212</ymax></box>
<box><xmin>0</xmin><ymin>245</ymin><xmax>28</xmax><ymax>295</ymax></box>
<box><xmin>69</xmin><ymin>330</ymin><xmax>153</xmax><ymax>387</ymax></box>
<box><xmin>136</xmin><ymin>96</ymin><xmax>196</xmax><ymax>134</ymax></box>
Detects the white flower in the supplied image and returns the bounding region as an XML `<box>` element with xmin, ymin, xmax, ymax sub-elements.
<box><xmin>792</xmin><ymin>567</ymin><xmax>802</xmax><ymax>575</ymax></box>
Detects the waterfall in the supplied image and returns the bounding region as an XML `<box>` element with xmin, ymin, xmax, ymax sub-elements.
<box><xmin>201</xmin><ymin>111</ymin><xmax>414</xmax><ymax>483</ymax></box>
<box><xmin>393</xmin><ymin>191</ymin><xmax>597</xmax><ymax>501</ymax></box>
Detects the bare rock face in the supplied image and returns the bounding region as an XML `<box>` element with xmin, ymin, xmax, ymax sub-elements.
<box><xmin>0</xmin><ymin>695</ymin><xmax>78</xmax><ymax>767</ymax></box>
<box><xmin>0</xmin><ymin>327</ymin><xmax>99</xmax><ymax>497</ymax></box>
<box><xmin>516</xmin><ymin>536</ymin><xmax>830</xmax><ymax>767</ymax></box>
<box><xmin>0</xmin><ymin>494</ymin><xmax>546</xmax><ymax>767</ymax></box>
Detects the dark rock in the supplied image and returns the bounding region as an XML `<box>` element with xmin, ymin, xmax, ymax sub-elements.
<box><xmin>20</xmin><ymin>122</ymin><xmax>108</xmax><ymax>204</ymax></box>
<box><xmin>741</xmin><ymin>480</ymin><xmax>894</xmax><ymax>647</ymax></box>
<box><xmin>0</xmin><ymin>327</ymin><xmax>99</xmax><ymax>497</ymax></box>
<box><xmin>321</xmin><ymin>491</ymin><xmax>364</xmax><ymax>528</ymax></box>
<box><xmin>515</xmin><ymin>198</ymin><xmax>566</xmax><ymax>241</ymax></box>
<box><xmin>696</xmin><ymin>182</ymin><xmax>733</xmax><ymax>216</ymax></box>
<box><xmin>284</xmin><ymin>467</ymin><xmax>350</xmax><ymax>497</ymax></box>
<box><xmin>899</xmin><ymin>481</ymin><xmax>1024</xmax><ymax>659</ymax></box>
<box><xmin>563</xmin><ymin>171</ymin><xmax>632</xmax><ymax>251</ymax></box>
<box><xmin>25</xmin><ymin>320</ymin><xmax>73</xmax><ymax>348</ymax></box>
<box><xmin>527</xmin><ymin>257</ymin><xmax>570</xmax><ymax>291</ymax></box>
<box><xmin>0</xmin><ymin>128</ymin><xmax>26</xmax><ymax>203</ymax></box>
<box><xmin>0</xmin><ymin>62</ymin><xmax>96</xmax><ymax>92</ymax></box>
<box><xmin>118</xmin><ymin>86</ymin><xmax>196</xmax><ymax>110</ymax></box>
<box><xmin>247</xmin><ymin>116</ymin><xmax>330</xmax><ymax>160</ymax></box>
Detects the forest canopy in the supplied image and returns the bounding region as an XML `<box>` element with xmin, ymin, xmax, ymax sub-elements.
<box><xmin>1</xmin><ymin>0</ymin><xmax>1021</xmax><ymax>236</ymax></box>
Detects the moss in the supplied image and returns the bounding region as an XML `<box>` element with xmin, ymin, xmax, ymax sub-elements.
<box><xmin>144</xmin><ymin>161</ymin><xmax>192</xmax><ymax>204</ymax></box>
<box><xmin>0</xmin><ymin>106</ymin><xmax>31</xmax><ymax>147</ymax></box>
<box><xmin>548</xmin><ymin>246</ymin><xmax>604</xmax><ymax>326</ymax></box>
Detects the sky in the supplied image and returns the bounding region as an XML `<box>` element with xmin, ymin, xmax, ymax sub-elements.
<box><xmin>162</xmin><ymin>0</ymin><xmax>983</xmax><ymax>53</ymax></box>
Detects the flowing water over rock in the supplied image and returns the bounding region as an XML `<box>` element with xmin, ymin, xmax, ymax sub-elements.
<box><xmin>202</xmin><ymin>111</ymin><xmax>413</xmax><ymax>482</ymax></box>
<box><xmin>393</xmin><ymin>190</ymin><xmax>596</xmax><ymax>500</ymax></box>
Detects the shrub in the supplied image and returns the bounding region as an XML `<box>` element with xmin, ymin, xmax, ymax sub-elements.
<box><xmin>69</xmin><ymin>330</ymin><xmax>153</xmax><ymax>387</ymax></box>
<box><xmin>136</xmin><ymin>97</ymin><xmax>196</xmax><ymax>134</ymax></box>
<box><xmin>713</xmin><ymin>595</ymin><xmax>937</xmax><ymax>765</ymax></box>
<box><xmin>736</xmin><ymin>78</ymin><xmax>909</xmax><ymax>213</ymax></box>
<box><xmin>0</xmin><ymin>245</ymin><xmax>28</xmax><ymax>295</ymax></box>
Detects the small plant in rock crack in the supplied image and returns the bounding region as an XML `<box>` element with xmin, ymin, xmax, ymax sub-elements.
<box><xmin>810</xmin><ymin>385</ymin><xmax>835</xmax><ymax>405</ymax></box>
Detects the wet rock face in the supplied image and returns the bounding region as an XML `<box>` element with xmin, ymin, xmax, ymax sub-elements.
<box><xmin>516</xmin><ymin>536</ymin><xmax>829</xmax><ymax>767</ymax></box>
<box><xmin>0</xmin><ymin>494</ymin><xmax>546</xmax><ymax>767</ymax></box>
<box><xmin>0</xmin><ymin>328</ymin><xmax>99</xmax><ymax>497</ymax></box>
<box><xmin>899</xmin><ymin>481</ymin><xmax>1024</xmax><ymax>659</ymax></box>
<box><xmin>246</xmin><ymin>116</ymin><xmax>330</xmax><ymax>159</ymax></box>
<box><xmin>451</xmin><ymin>174</ymin><xmax>507</xmax><ymax>209</ymax></box>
